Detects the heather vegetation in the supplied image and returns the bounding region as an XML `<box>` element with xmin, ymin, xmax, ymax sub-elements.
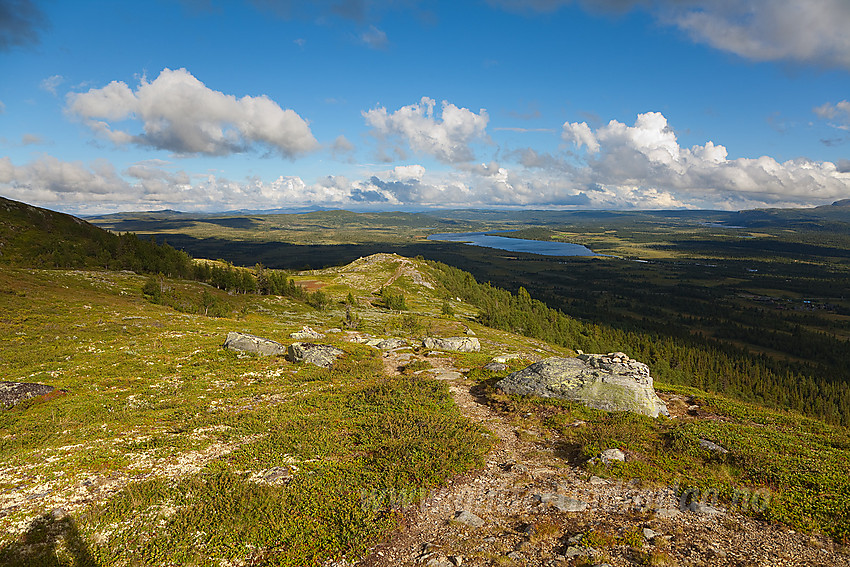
<box><xmin>2</xmin><ymin>198</ymin><xmax>850</xmax><ymax>563</ymax></box>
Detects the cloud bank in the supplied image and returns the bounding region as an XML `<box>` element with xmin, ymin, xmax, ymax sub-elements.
<box><xmin>562</xmin><ymin>112</ymin><xmax>850</xmax><ymax>208</ymax></box>
<box><xmin>66</xmin><ymin>68</ymin><xmax>318</xmax><ymax>157</ymax></box>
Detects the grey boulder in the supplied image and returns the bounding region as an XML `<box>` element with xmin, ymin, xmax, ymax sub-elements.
<box><xmin>600</xmin><ymin>448</ymin><xmax>626</xmax><ymax>464</ymax></box>
<box><xmin>286</xmin><ymin>342</ymin><xmax>344</xmax><ymax>368</ymax></box>
<box><xmin>289</xmin><ymin>326</ymin><xmax>325</xmax><ymax>340</ymax></box>
<box><xmin>496</xmin><ymin>352</ymin><xmax>668</xmax><ymax>418</ymax></box>
<box><xmin>223</xmin><ymin>332</ymin><xmax>286</xmax><ymax>356</ymax></box>
<box><xmin>422</xmin><ymin>337</ymin><xmax>480</xmax><ymax>353</ymax></box>
<box><xmin>375</xmin><ymin>338</ymin><xmax>408</xmax><ymax>350</ymax></box>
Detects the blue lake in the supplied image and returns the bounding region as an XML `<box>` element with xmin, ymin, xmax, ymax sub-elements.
<box><xmin>427</xmin><ymin>231</ymin><xmax>600</xmax><ymax>257</ymax></box>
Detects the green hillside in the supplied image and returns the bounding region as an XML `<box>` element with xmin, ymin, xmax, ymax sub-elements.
<box><xmin>0</xmin><ymin>196</ymin><xmax>193</xmax><ymax>277</ymax></box>
<box><xmin>1</xmin><ymin>197</ymin><xmax>849</xmax><ymax>565</ymax></box>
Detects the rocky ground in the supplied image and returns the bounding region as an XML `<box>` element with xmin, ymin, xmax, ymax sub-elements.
<box><xmin>354</xmin><ymin>346</ymin><xmax>850</xmax><ymax>567</ymax></box>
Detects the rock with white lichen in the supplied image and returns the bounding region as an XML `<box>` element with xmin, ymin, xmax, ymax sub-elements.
<box><xmin>496</xmin><ymin>352</ymin><xmax>668</xmax><ymax>418</ymax></box>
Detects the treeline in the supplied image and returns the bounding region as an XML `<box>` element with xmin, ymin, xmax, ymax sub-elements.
<box><xmin>431</xmin><ymin>261</ymin><xmax>850</xmax><ymax>426</ymax></box>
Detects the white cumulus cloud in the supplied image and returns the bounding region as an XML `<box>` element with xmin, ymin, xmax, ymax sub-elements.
<box><xmin>561</xmin><ymin>111</ymin><xmax>850</xmax><ymax>208</ymax></box>
<box><xmin>66</xmin><ymin>68</ymin><xmax>318</xmax><ymax>157</ymax></box>
<box><xmin>364</xmin><ymin>97</ymin><xmax>489</xmax><ymax>163</ymax></box>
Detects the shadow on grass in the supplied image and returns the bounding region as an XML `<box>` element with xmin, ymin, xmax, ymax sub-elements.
<box><xmin>0</xmin><ymin>510</ymin><xmax>97</xmax><ymax>567</ymax></box>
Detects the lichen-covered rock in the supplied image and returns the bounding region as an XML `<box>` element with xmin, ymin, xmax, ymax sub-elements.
<box><xmin>375</xmin><ymin>338</ymin><xmax>408</xmax><ymax>350</ymax></box>
<box><xmin>286</xmin><ymin>342</ymin><xmax>344</xmax><ymax>368</ymax></box>
<box><xmin>496</xmin><ymin>352</ymin><xmax>668</xmax><ymax>417</ymax></box>
<box><xmin>600</xmin><ymin>448</ymin><xmax>626</xmax><ymax>464</ymax></box>
<box><xmin>289</xmin><ymin>326</ymin><xmax>325</xmax><ymax>340</ymax></box>
<box><xmin>0</xmin><ymin>382</ymin><xmax>56</xmax><ymax>408</ymax></box>
<box><xmin>422</xmin><ymin>337</ymin><xmax>480</xmax><ymax>353</ymax></box>
<box><xmin>223</xmin><ymin>332</ymin><xmax>286</xmax><ymax>356</ymax></box>
<box><xmin>534</xmin><ymin>493</ymin><xmax>588</xmax><ymax>512</ymax></box>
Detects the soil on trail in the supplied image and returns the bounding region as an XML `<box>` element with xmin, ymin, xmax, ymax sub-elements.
<box><xmin>359</xmin><ymin>349</ymin><xmax>850</xmax><ymax>567</ymax></box>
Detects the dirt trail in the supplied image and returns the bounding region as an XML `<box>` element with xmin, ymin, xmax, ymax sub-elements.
<box><xmin>359</xmin><ymin>349</ymin><xmax>850</xmax><ymax>567</ymax></box>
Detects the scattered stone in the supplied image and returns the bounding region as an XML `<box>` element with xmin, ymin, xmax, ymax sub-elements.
<box><xmin>375</xmin><ymin>338</ymin><xmax>408</xmax><ymax>350</ymax></box>
<box><xmin>425</xmin><ymin>557</ymin><xmax>452</xmax><ymax>567</ymax></box>
<box><xmin>534</xmin><ymin>493</ymin><xmax>588</xmax><ymax>512</ymax></box>
<box><xmin>422</xmin><ymin>337</ymin><xmax>481</xmax><ymax>353</ymax></box>
<box><xmin>452</xmin><ymin>510</ymin><xmax>485</xmax><ymax>528</ymax></box>
<box><xmin>483</xmin><ymin>362</ymin><xmax>508</xmax><ymax>372</ymax></box>
<box><xmin>643</xmin><ymin>527</ymin><xmax>661</xmax><ymax>540</ymax></box>
<box><xmin>496</xmin><ymin>353</ymin><xmax>669</xmax><ymax>417</ymax></box>
<box><xmin>589</xmin><ymin>476</ymin><xmax>608</xmax><ymax>485</ymax></box>
<box><xmin>689</xmin><ymin>501</ymin><xmax>722</xmax><ymax>515</ymax></box>
<box><xmin>654</xmin><ymin>507</ymin><xmax>681</xmax><ymax>519</ymax></box>
<box><xmin>699</xmin><ymin>438</ymin><xmax>729</xmax><ymax>454</ymax></box>
<box><xmin>0</xmin><ymin>381</ymin><xmax>56</xmax><ymax>408</ymax></box>
<box><xmin>289</xmin><ymin>325</ymin><xmax>325</xmax><ymax>340</ymax></box>
<box><xmin>286</xmin><ymin>342</ymin><xmax>344</xmax><ymax>368</ymax></box>
<box><xmin>600</xmin><ymin>448</ymin><xmax>626</xmax><ymax>464</ymax></box>
<box><xmin>223</xmin><ymin>332</ymin><xmax>286</xmax><ymax>356</ymax></box>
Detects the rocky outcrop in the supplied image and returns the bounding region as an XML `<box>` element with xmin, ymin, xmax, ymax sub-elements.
<box><xmin>495</xmin><ymin>352</ymin><xmax>668</xmax><ymax>418</ymax></box>
<box><xmin>0</xmin><ymin>382</ymin><xmax>56</xmax><ymax>408</ymax></box>
<box><xmin>223</xmin><ymin>332</ymin><xmax>286</xmax><ymax>356</ymax></box>
<box><xmin>422</xmin><ymin>337</ymin><xmax>480</xmax><ymax>353</ymax></box>
<box><xmin>286</xmin><ymin>342</ymin><xmax>344</xmax><ymax>368</ymax></box>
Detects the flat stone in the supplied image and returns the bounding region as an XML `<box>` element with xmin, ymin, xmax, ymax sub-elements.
<box><xmin>223</xmin><ymin>332</ymin><xmax>286</xmax><ymax>356</ymax></box>
<box><xmin>375</xmin><ymin>338</ymin><xmax>408</xmax><ymax>350</ymax></box>
<box><xmin>654</xmin><ymin>507</ymin><xmax>681</xmax><ymax>519</ymax></box>
<box><xmin>453</xmin><ymin>510</ymin><xmax>485</xmax><ymax>528</ymax></box>
<box><xmin>689</xmin><ymin>501</ymin><xmax>722</xmax><ymax>515</ymax></box>
<box><xmin>534</xmin><ymin>493</ymin><xmax>588</xmax><ymax>512</ymax></box>
<box><xmin>431</xmin><ymin>370</ymin><xmax>463</xmax><ymax>381</ymax></box>
<box><xmin>483</xmin><ymin>362</ymin><xmax>508</xmax><ymax>372</ymax></box>
<box><xmin>0</xmin><ymin>381</ymin><xmax>56</xmax><ymax>408</ymax></box>
<box><xmin>643</xmin><ymin>527</ymin><xmax>661</xmax><ymax>540</ymax></box>
<box><xmin>589</xmin><ymin>476</ymin><xmax>608</xmax><ymax>485</ymax></box>
<box><xmin>496</xmin><ymin>353</ymin><xmax>668</xmax><ymax>417</ymax></box>
<box><xmin>422</xmin><ymin>337</ymin><xmax>480</xmax><ymax>353</ymax></box>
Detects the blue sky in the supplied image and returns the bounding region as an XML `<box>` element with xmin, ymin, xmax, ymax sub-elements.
<box><xmin>1</xmin><ymin>0</ymin><xmax>849</xmax><ymax>214</ymax></box>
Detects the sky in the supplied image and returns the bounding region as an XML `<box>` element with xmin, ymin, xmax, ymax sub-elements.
<box><xmin>1</xmin><ymin>0</ymin><xmax>850</xmax><ymax>215</ymax></box>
